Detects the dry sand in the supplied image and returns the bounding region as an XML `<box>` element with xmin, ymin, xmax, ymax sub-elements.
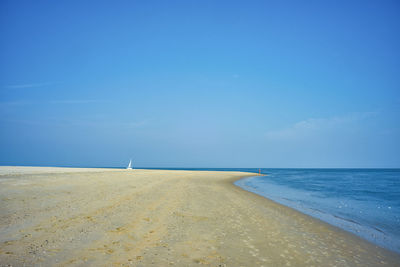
<box><xmin>0</xmin><ymin>167</ymin><xmax>399</xmax><ymax>266</ymax></box>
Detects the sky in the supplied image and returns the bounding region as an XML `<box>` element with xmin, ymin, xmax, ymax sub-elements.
<box><xmin>0</xmin><ymin>0</ymin><xmax>399</xmax><ymax>168</ymax></box>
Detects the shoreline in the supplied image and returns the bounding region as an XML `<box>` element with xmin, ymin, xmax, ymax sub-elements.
<box><xmin>1</xmin><ymin>167</ymin><xmax>399</xmax><ymax>266</ymax></box>
<box><xmin>233</xmin><ymin>172</ymin><xmax>400</xmax><ymax>255</ymax></box>
<box><xmin>231</xmin><ymin>175</ymin><xmax>400</xmax><ymax>254</ymax></box>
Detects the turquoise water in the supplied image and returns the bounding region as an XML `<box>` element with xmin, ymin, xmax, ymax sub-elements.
<box><xmin>233</xmin><ymin>169</ymin><xmax>400</xmax><ymax>254</ymax></box>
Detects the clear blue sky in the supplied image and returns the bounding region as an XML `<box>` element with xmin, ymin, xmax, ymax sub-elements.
<box><xmin>1</xmin><ymin>0</ymin><xmax>399</xmax><ymax>168</ymax></box>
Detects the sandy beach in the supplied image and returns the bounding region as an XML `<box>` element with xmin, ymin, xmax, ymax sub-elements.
<box><xmin>0</xmin><ymin>167</ymin><xmax>399</xmax><ymax>266</ymax></box>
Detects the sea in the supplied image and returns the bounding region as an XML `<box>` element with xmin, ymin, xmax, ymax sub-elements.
<box><xmin>143</xmin><ymin>168</ymin><xmax>400</xmax><ymax>254</ymax></box>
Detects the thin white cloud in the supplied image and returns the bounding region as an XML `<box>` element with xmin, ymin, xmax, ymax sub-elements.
<box><xmin>0</xmin><ymin>100</ymin><xmax>34</xmax><ymax>107</ymax></box>
<box><xmin>0</xmin><ymin>99</ymin><xmax>105</xmax><ymax>107</ymax></box>
<box><xmin>0</xmin><ymin>118</ymin><xmax>150</xmax><ymax>130</ymax></box>
<box><xmin>265</xmin><ymin>112</ymin><xmax>377</xmax><ymax>140</ymax></box>
<box><xmin>3</xmin><ymin>82</ymin><xmax>57</xmax><ymax>89</ymax></box>
<box><xmin>49</xmin><ymin>99</ymin><xmax>104</xmax><ymax>104</ymax></box>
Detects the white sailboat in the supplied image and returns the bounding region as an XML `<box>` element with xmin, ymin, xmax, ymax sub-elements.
<box><xmin>127</xmin><ymin>159</ymin><xmax>133</xmax><ymax>170</ymax></box>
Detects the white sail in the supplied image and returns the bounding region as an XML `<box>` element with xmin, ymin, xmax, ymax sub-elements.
<box><xmin>127</xmin><ymin>159</ymin><xmax>132</xmax><ymax>169</ymax></box>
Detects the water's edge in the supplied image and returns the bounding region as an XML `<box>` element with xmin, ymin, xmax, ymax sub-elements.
<box><xmin>234</xmin><ymin>176</ymin><xmax>400</xmax><ymax>255</ymax></box>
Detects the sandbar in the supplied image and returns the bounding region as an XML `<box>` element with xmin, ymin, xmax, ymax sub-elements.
<box><xmin>0</xmin><ymin>167</ymin><xmax>399</xmax><ymax>266</ymax></box>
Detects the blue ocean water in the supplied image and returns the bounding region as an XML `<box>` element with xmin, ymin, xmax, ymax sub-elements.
<box><xmin>233</xmin><ymin>169</ymin><xmax>400</xmax><ymax>254</ymax></box>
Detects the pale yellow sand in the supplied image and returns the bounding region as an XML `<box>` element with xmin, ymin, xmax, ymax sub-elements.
<box><xmin>0</xmin><ymin>167</ymin><xmax>399</xmax><ymax>266</ymax></box>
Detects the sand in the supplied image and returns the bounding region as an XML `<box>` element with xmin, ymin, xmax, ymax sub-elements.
<box><xmin>0</xmin><ymin>167</ymin><xmax>399</xmax><ymax>266</ymax></box>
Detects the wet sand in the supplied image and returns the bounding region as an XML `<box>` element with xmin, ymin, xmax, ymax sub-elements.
<box><xmin>0</xmin><ymin>167</ymin><xmax>399</xmax><ymax>266</ymax></box>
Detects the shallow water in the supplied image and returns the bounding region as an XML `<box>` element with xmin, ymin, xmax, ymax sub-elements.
<box><xmin>233</xmin><ymin>169</ymin><xmax>400</xmax><ymax>254</ymax></box>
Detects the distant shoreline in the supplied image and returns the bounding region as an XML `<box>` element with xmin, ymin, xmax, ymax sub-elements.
<box><xmin>2</xmin><ymin>166</ymin><xmax>399</xmax><ymax>170</ymax></box>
